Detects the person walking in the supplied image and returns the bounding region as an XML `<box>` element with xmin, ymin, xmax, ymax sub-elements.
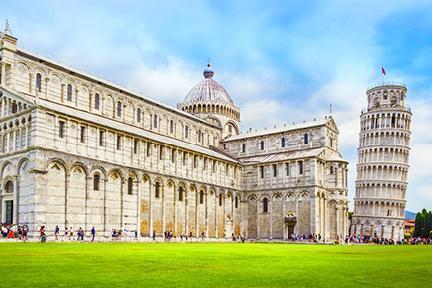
<box><xmin>69</xmin><ymin>227</ymin><xmax>73</xmax><ymax>240</ymax></box>
<box><xmin>7</xmin><ymin>227</ymin><xmax>15</xmax><ymax>239</ymax></box>
<box><xmin>40</xmin><ymin>225</ymin><xmax>46</xmax><ymax>243</ymax></box>
<box><xmin>1</xmin><ymin>225</ymin><xmax>7</xmax><ymax>238</ymax></box>
<box><xmin>91</xmin><ymin>226</ymin><xmax>96</xmax><ymax>242</ymax></box>
<box><xmin>77</xmin><ymin>227</ymin><xmax>84</xmax><ymax>241</ymax></box>
<box><xmin>22</xmin><ymin>225</ymin><xmax>28</xmax><ymax>242</ymax></box>
<box><xmin>152</xmin><ymin>230</ymin><xmax>156</xmax><ymax>241</ymax></box>
<box><xmin>54</xmin><ymin>225</ymin><xmax>60</xmax><ymax>240</ymax></box>
<box><xmin>64</xmin><ymin>227</ymin><xmax>68</xmax><ymax>242</ymax></box>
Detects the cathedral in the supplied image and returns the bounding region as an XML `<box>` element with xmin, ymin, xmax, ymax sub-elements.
<box><xmin>0</xmin><ymin>30</ymin><xmax>349</xmax><ymax>240</ymax></box>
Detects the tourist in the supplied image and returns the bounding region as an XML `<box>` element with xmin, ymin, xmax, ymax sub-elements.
<box><xmin>134</xmin><ymin>229</ymin><xmax>138</xmax><ymax>241</ymax></box>
<box><xmin>64</xmin><ymin>227</ymin><xmax>68</xmax><ymax>241</ymax></box>
<box><xmin>54</xmin><ymin>225</ymin><xmax>60</xmax><ymax>240</ymax></box>
<box><xmin>91</xmin><ymin>226</ymin><xmax>96</xmax><ymax>242</ymax></box>
<box><xmin>40</xmin><ymin>225</ymin><xmax>46</xmax><ymax>243</ymax></box>
<box><xmin>152</xmin><ymin>230</ymin><xmax>156</xmax><ymax>241</ymax></box>
<box><xmin>22</xmin><ymin>225</ymin><xmax>28</xmax><ymax>242</ymax></box>
<box><xmin>69</xmin><ymin>227</ymin><xmax>73</xmax><ymax>240</ymax></box>
<box><xmin>1</xmin><ymin>224</ymin><xmax>7</xmax><ymax>238</ymax></box>
<box><xmin>7</xmin><ymin>227</ymin><xmax>15</xmax><ymax>239</ymax></box>
<box><xmin>17</xmin><ymin>226</ymin><xmax>23</xmax><ymax>240</ymax></box>
<box><xmin>77</xmin><ymin>227</ymin><xmax>84</xmax><ymax>241</ymax></box>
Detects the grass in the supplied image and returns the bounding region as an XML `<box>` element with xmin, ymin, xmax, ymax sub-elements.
<box><xmin>1</xmin><ymin>242</ymin><xmax>431</xmax><ymax>287</ymax></box>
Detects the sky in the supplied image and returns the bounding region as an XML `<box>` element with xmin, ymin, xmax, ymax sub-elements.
<box><xmin>2</xmin><ymin>0</ymin><xmax>432</xmax><ymax>212</ymax></box>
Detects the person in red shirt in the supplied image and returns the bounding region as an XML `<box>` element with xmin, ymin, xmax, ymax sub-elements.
<box><xmin>7</xmin><ymin>228</ymin><xmax>14</xmax><ymax>239</ymax></box>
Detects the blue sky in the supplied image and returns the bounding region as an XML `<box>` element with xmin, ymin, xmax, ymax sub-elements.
<box><xmin>2</xmin><ymin>0</ymin><xmax>432</xmax><ymax>212</ymax></box>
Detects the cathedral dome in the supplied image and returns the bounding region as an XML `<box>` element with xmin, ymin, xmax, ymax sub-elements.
<box><xmin>177</xmin><ymin>64</ymin><xmax>241</xmax><ymax>134</ymax></box>
<box><xmin>181</xmin><ymin>64</ymin><xmax>234</xmax><ymax>107</ymax></box>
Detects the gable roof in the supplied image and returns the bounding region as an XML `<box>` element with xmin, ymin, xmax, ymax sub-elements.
<box><xmin>224</xmin><ymin>116</ymin><xmax>338</xmax><ymax>142</ymax></box>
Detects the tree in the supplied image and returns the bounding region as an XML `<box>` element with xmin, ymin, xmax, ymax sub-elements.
<box><xmin>413</xmin><ymin>209</ymin><xmax>432</xmax><ymax>238</ymax></box>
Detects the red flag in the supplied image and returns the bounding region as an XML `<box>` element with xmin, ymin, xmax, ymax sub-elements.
<box><xmin>381</xmin><ymin>67</ymin><xmax>386</xmax><ymax>75</ymax></box>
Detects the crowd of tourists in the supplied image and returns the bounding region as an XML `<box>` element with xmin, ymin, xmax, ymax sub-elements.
<box><xmin>2</xmin><ymin>222</ymin><xmax>432</xmax><ymax>245</ymax></box>
<box><xmin>1</xmin><ymin>223</ymin><xmax>29</xmax><ymax>241</ymax></box>
<box><xmin>343</xmin><ymin>234</ymin><xmax>432</xmax><ymax>245</ymax></box>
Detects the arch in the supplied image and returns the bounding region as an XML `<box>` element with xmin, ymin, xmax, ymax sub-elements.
<box><xmin>262</xmin><ymin>197</ymin><xmax>269</xmax><ymax>213</ymax></box>
<box><xmin>127</xmin><ymin>176</ymin><xmax>134</xmax><ymax>195</ymax></box>
<box><xmin>178</xmin><ymin>185</ymin><xmax>185</xmax><ymax>201</ymax></box>
<box><xmin>0</xmin><ymin>161</ymin><xmax>13</xmax><ymax>178</ymax></box>
<box><xmin>93</xmin><ymin>173</ymin><xmax>101</xmax><ymax>191</ymax></box>
<box><xmin>4</xmin><ymin>180</ymin><xmax>13</xmax><ymax>194</ymax></box>
<box><xmin>89</xmin><ymin>166</ymin><xmax>107</xmax><ymax>178</ymax></box>
<box><xmin>154</xmin><ymin>180</ymin><xmax>162</xmax><ymax>199</ymax></box>
<box><xmin>116</xmin><ymin>101</ymin><xmax>123</xmax><ymax>117</ymax></box>
<box><xmin>47</xmin><ymin>158</ymin><xmax>68</xmax><ymax>174</ymax></box>
<box><xmin>70</xmin><ymin>162</ymin><xmax>88</xmax><ymax>176</ymax></box>
<box><xmin>199</xmin><ymin>189</ymin><xmax>205</xmax><ymax>204</ymax></box>
<box><xmin>104</xmin><ymin>95</ymin><xmax>114</xmax><ymax>117</ymax></box>
<box><xmin>35</xmin><ymin>72</ymin><xmax>42</xmax><ymax>92</ymax></box>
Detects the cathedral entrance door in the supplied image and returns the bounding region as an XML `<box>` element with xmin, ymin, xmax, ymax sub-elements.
<box><xmin>4</xmin><ymin>200</ymin><xmax>13</xmax><ymax>224</ymax></box>
<box><xmin>287</xmin><ymin>224</ymin><xmax>295</xmax><ymax>238</ymax></box>
<box><xmin>284</xmin><ymin>216</ymin><xmax>297</xmax><ymax>240</ymax></box>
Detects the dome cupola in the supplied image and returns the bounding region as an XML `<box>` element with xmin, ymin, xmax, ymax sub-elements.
<box><xmin>178</xmin><ymin>64</ymin><xmax>241</xmax><ymax>139</ymax></box>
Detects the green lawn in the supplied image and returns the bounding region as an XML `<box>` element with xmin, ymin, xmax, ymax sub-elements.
<box><xmin>1</xmin><ymin>242</ymin><xmax>431</xmax><ymax>287</ymax></box>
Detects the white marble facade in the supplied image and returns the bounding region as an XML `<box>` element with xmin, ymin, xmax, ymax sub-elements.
<box><xmin>352</xmin><ymin>84</ymin><xmax>412</xmax><ymax>241</ymax></box>
<box><xmin>0</xmin><ymin>32</ymin><xmax>348</xmax><ymax>240</ymax></box>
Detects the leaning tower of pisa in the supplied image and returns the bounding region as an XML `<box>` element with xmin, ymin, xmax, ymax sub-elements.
<box><xmin>352</xmin><ymin>83</ymin><xmax>412</xmax><ymax>241</ymax></box>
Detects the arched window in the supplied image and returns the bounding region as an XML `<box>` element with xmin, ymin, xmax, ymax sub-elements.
<box><xmin>219</xmin><ymin>193</ymin><xmax>223</xmax><ymax>206</ymax></box>
<box><xmin>117</xmin><ymin>101</ymin><xmax>122</xmax><ymax>117</ymax></box>
<box><xmin>199</xmin><ymin>190</ymin><xmax>204</xmax><ymax>204</ymax></box>
<box><xmin>4</xmin><ymin>181</ymin><xmax>13</xmax><ymax>194</ymax></box>
<box><xmin>263</xmin><ymin>198</ymin><xmax>268</xmax><ymax>213</ymax></box>
<box><xmin>36</xmin><ymin>73</ymin><xmax>42</xmax><ymax>92</ymax></box>
<box><xmin>155</xmin><ymin>182</ymin><xmax>161</xmax><ymax>198</ymax></box>
<box><xmin>153</xmin><ymin>114</ymin><xmax>158</xmax><ymax>128</ymax></box>
<box><xmin>228</xmin><ymin>125</ymin><xmax>232</xmax><ymax>133</ymax></box>
<box><xmin>235</xmin><ymin>196</ymin><xmax>239</xmax><ymax>208</ymax></box>
<box><xmin>93</xmin><ymin>174</ymin><xmax>100</xmax><ymax>191</ymax></box>
<box><xmin>178</xmin><ymin>187</ymin><xmax>184</xmax><ymax>201</ymax></box>
<box><xmin>281</xmin><ymin>137</ymin><xmax>286</xmax><ymax>147</ymax></box>
<box><xmin>94</xmin><ymin>93</ymin><xmax>100</xmax><ymax>110</ymax></box>
<box><xmin>298</xmin><ymin>161</ymin><xmax>303</xmax><ymax>175</ymax></box>
<box><xmin>260</xmin><ymin>141</ymin><xmax>264</xmax><ymax>150</ymax></box>
<box><xmin>198</xmin><ymin>130</ymin><xmax>202</xmax><ymax>143</ymax></box>
<box><xmin>137</xmin><ymin>108</ymin><xmax>142</xmax><ymax>123</ymax></box>
<box><xmin>304</xmin><ymin>133</ymin><xmax>309</xmax><ymax>144</ymax></box>
<box><xmin>330</xmin><ymin>166</ymin><xmax>334</xmax><ymax>174</ymax></box>
<box><xmin>127</xmin><ymin>177</ymin><xmax>133</xmax><ymax>195</ymax></box>
<box><xmin>185</xmin><ymin>126</ymin><xmax>189</xmax><ymax>138</ymax></box>
<box><xmin>11</xmin><ymin>102</ymin><xmax>17</xmax><ymax>114</ymax></box>
<box><xmin>170</xmin><ymin>120</ymin><xmax>174</xmax><ymax>133</ymax></box>
<box><xmin>171</xmin><ymin>149</ymin><xmax>176</xmax><ymax>163</ymax></box>
<box><xmin>67</xmin><ymin>84</ymin><xmax>73</xmax><ymax>101</ymax></box>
